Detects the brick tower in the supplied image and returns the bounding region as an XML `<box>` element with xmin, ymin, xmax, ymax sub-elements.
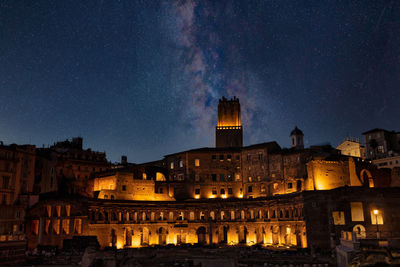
<box><xmin>215</xmin><ymin>96</ymin><xmax>243</xmax><ymax>147</ymax></box>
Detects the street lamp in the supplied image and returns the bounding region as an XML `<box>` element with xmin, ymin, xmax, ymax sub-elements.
<box><xmin>373</xmin><ymin>209</ymin><xmax>380</xmax><ymax>239</ymax></box>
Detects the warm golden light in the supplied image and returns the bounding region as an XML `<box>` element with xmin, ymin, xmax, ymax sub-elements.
<box><xmin>209</xmin><ymin>195</ymin><xmax>216</xmax><ymax>199</ymax></box>
<box><xmin>194</xmin><ymin>195</ymin><xmax>200</xmax><ymax>199</ymax></box>
<box><xmin>373</xmin><ymin>209</ymin><xmax>379</xmax><ymax>215</ymax></box>
<box><xmin>238</xmin><ymin>194</ymin><xmax>243</xmax><ymax>198</ymax></box>
<box><xmin>116</xmin><ymin>241</ymin><xmax>123</xmax><ymax>249</ymax></box>
<box><xmin>221</xmin><ymin>194</ymin><xmax>227</xmax><ymax>199</ymax></box>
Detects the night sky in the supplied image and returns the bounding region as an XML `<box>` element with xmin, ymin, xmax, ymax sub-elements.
<box><xmin>1</xmin><ymin>1</ymin><xmax>399</xmax><ymax>163</ymax></box>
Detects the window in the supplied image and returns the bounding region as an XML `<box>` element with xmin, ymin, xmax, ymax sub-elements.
<box><xmin>235</xmin><ymin>155</ymin><xmax>240</xmax><ymax>160</ymax></box>
<box><xmin>247</xmin><ymin>154</ymin><xmax>251</xmax><ymax>161</ymax></box>
<box><xmin>170</xmin><ymin>162</ymin><xmax>174</xmax><ymax>169</ymax></box>
<box><xmin>258</xmin><ymin>153</ymin><xmax>263</xmax><ymax>161</ymax></box>
<box><xmin>288</xmin><ymin>183</ymin><xmax>293</xmax><ymax>189</ymax></box>
<box><xmin>227</xmin><ymin>174</ymin><xmax>232</xmax><ymax>181</ymax></box>
<box><xmin>212</xmin><ymin>155</ymin><xmax>216</xmax><ymax>160</ymax></box>
<box><xmin>228</xmin><ymin>187</ymin><xmax>233</xmax><ymax>195</ymax></box>
<box><xmin>195</xmin><ymin>188</ymin><xmax>200</xmax><ymax>195</ymax></box>
<box><xmin>235</xmin><ymin>174</ymin><xmax>241</xmax><ymax>181</ymax></box>
<box><xmin>104</xmin><ymin>195</ymin><xmax>108</xmax><ymax>199</ymax></box>
<box><xmin>212</xmin><ymin>187</ymin><xmax>217</xmax><ymax>195</ymax></box>
<box><xmin>2</xmin><ymin>176</ymin><xmax>9</xmax><ymax>189</ymax></box>
<box><xmin>220</xmin><ymin>188</ymin><xmax>225</xmax><ymax>195</ymax></box>
<box><xmin>220</xmin><ymin>174</ymin><xmax>225</xmax><ymax>181</ymax></box>
<box><xmin>371</xmin><ymin>210</ymin><xmax>384</xmax><ymax>225</ymax></box>
<box><xmin>110</xmin><ymin>195</ymin><xmax>115</xmax><ymax>200</ymax></box>
<box><xmin>219</xmin><ymin>154</ymin><xmax>224</xmax><ymax>160</ymax></box>
<box><xmin>351</xmin><ymin>202</ymin><xmax>364</xmax><ymax>221</ymax></box>
<box><xmin>227</xmin><ymin>154</ymin><xmax>232</xmax><ymax>161</ymax></box>
<box><xmin>212</xmin><ymin>174</ymin><xmax>217</xmax><ymax>182</ymax></box>
<box><xmin>122</xmin><ymin>185</ymin><xmax>127</xmax><ymax>191</ymax></box>
<box><xmin>195</xmin><ymin>159</ymin><xmax>200</xmax><ymax>167</ymax></box>
<box><xmin>179</xmin><ymin>160</ymin><xmax>183</xmax><ymax>168</ymax></box>
<box><xmin>195</xmin><ymin>175</ymin><xmax>200</xmax><ymax>182</ymax></box>
<box><xmin>261</xmin><ymin>185</ymin><xmax>266</xmax><ymax>193</ymax></box>
<box><xmin>377</xmin><ymin>145</ymin><xmax>384</xmax><ymax>154</ymax></box>
<box><xmin>248</xmin><ymin>185</ymin><xmax>253</xmax><ymax>193</ymax></box>
<box><xmin>332</xmin><ymin>211</ymin><xmax>345</xmax><ymax>225</ymax></box>
<box><xmin>248</xmin><ymin>176</ymin><xmax>252</xmax><ymax>182</ymax></box>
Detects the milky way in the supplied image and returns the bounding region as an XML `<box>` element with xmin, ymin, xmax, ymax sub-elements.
<box><xmin>0</xmin><ymin>0</ymin><xmax>399</xmax><ymax>162</ymax></box>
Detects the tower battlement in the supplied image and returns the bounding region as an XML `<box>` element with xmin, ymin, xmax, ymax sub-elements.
<box><xmin>216</xmin><ymin>96</ymin><xmax>243</xmax><ymax>147</ymax></box>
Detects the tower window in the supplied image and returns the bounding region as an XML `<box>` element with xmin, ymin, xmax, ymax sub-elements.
<box><xmin>195</xmin><ymin>159</ymin><xmax>200</xmax><ymax>167</ymax></box>
<box><xmin>179</xmin><ymin>160</ymin><xmax>183</xmax><ymax>168</ymax></box>
<box><xmin>228</xmin><ymin>187</ymin><xmax>233</xmax><ymax>195</ymax></box>
<box><xmin>220</xmin><ymin>188</ymin><xmax>225</xmax><ymax>195</ymax></box>
<box><xmin>212</xmin><ymin>188</ymin><xmax>217</xmax><ymax>195</ymax></box>
<box><xmin>170</xmin><ymin>162</ymin><xmax>174</xmax><ymax>169</ymax></box>
<box><xmin>248</xmin><ymin>185</ymin><xmax>253</xmax><ymax>193</ymax></box>
<box><xmin>220</xmin><ymin>174</ymin><xmax>225</xmax><ymax>181</ymax></box>
<box><xmin>212</xmin><ymin>174</ymin><xmax>217</xmax><ymax>182</ymax></box>
<box><xmin>195</xmin><ymin>188</ymin><xmax>200</xmax><ymax>195</ymax></box>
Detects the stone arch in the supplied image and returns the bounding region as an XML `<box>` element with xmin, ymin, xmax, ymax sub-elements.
<box><xmin>196</xmin><ymin>226</ymin><xmax>207</xmax><ymax>244</ymax></box>
<box><xmin>255</xmin><ymin>226</ymin><xmax>264</xmax><ymax>244</ymax></box>
<box><xmin>158</xmin><ymin>227</ymin><xmax>167</xmax><ymax>245</ymax></box>
<box><xmin>360</xmin><ymin>169</ymin><xmax>373</xmax><ymax>187</ymax></box>
<box><xmin>238</xmin><ymin>225</ymin><xmax>247</xmax><ymax>244</ymax></box>
<box><xmin>110</xmin><ymin>228</ymin><xmax>117</xmax><ymax>247</ymax></box>
<box><xmin>141</xmin><ymin>227</ymin><xmax>149</xmax><ymax>245</ymax></box>
<box><xmin>125</xmin><ymin>227</ymin><xmax>132</xmax><ymax>247</ymax></box>
<box><xmin>218</xmin><ymin>225</ymin><xmax>228</xmax><ymax>244</ymax></box>
<box><xmin>353</xmin><ymin>224</ymin><xmax>366</xmax><ymax>239</ymax></box>
<box><xmin>272</xmin><ymin>225</ymin><xmax>279</xmax><ymax>245</ymax></box>
<box><xmin>209</xmin><ymin>211</ymin><xmax>215</xmax><ymax>220</ymax></box>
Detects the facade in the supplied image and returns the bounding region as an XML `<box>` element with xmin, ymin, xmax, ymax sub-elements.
<box><xmin>363</xmin><ymin>128</ymin><xmax>400</xmax><ymax>160</ymax></box>
<box><xmin>26</xmin><ymin>187</ymin><xmax>400</xmax><ymax>251</ymax></box>
<box><xmin>372</xmin><ymin>155</ymin><xmax>400</xmax><ymax>169</ymax></box>
<box><xmin>20</xmin><ymin>97</ymin><xmax>400</xmax><ymax>265</ymax></box>
<box><xmin>337</xmin><ymin>137</ymin><xmax>365</xmax><ymax>159</ymax></box>
<box><xmin>0</xmin><ymin>143</ymin><xmax>36</xmax><ymax>265</ymax></box>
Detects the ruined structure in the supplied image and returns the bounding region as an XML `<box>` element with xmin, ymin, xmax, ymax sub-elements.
<box><xmin>24</xmin><ymin>97</ymin><xmax>400</xmax><ymax>264</ymax></box>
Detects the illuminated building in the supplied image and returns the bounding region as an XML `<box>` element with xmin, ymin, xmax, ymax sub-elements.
<box><xmin>25</xmin><ymin>97</ymin><xmax>400</xmax><ymax>255</ymax></box>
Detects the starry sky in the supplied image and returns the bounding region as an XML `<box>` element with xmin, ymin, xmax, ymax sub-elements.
<box><xmin>1</xmin><ymin>0</ymin><xmax>399</xmax><ymax>163</ymax></box>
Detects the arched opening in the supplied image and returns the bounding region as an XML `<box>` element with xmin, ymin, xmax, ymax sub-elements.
<box><xmin>110</xmin><ymin>229</ymin><xmax>117</xmax><ymax>247</ymax></box>
<box><xmin>352</xmin><ymin>224</ymin><xmax>366</xmax><ymax>239</ymax></box>
<box><xmin>218</xmin><ymin>226</ymin><xmax>228</xmax><ymax>244</ymax></box>
<box><xmin>360</xmin><ymin>169</ymin><xmax>373</xmax><ymax>187</ymax></box>
<box><xmin>272</xmin><ymin>225</ymin><xmax>279</xmax><ymax>245</ymax></box>
<box><xmin>239</xmin><ymin>226</ymin><xmax>247</xmax><ymax>244</ymax></box>
<box><xmin>256</xmin><ymin>227</ymin><xmax>264</xmax><ymax>244</ymax></box>
<box><xmin>141</xmin><ymin>227</ymin><xmax>149</xmax><ymax>245</ymax></box>
<box><xmin>196</xmin><ymin>226</ymin><xmax>207</xmax><ymax>244</ymax></box>
<box><xmin>158</xmin><ymin>227</ymin><xmax>167</xmax><ymax>245</ymax></box>
<box><xmin>125</xmin><ymin>228</ymin><xmax>132</xmax><ymax>247</ymax></box>
<box><xmin>296</xmin><ymin>180</ymin><xmax>302</xmax><ymax>191</ymax></box>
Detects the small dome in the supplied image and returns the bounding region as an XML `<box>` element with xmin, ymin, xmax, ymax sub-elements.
<box><xmin>290</xmin><ymin>126</ymin><xmax>303</xmax><ymax>136</ymax></box>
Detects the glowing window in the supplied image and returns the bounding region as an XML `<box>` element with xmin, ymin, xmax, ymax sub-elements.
<box><xmin>351</xmin><ymin>202</ymin><xmax>364</xmax><ymax>221</ymax></box>
<box><xmin>156</xmin><ymin>172</ymin><xmax>166</xmax><ymax>181</ymax></box>
<box><xmin>53</xmin><ymin>219</ymin><xmax>60</xmax><ymax>235</ymax></box>
<box><xmin>142</xmin><ymin>173</ymin><xmax>147</xmax><ymax>180</ymax></box>
<box><xmin>371</xmin><ymin>210</ymin><xmax>384</xmax><ymax>225</ymax></box>
<box><xmin>332</xmin><ymin>211</ymin><xmax>345</xmax><ymax>225</ymax></box>
<box><xmin>179</xmin><ymin>160</ymin><xmax>183</xmax><ymax>168</ymax></box>
<box><xmin>170</xmin><ymin>162</ymin><xmax>174</xmax><ymax>169</ymax></box>
<box><xmin>368</xmin><ymin>178</ymin><xmax>374</xmax><ymax>188</ymax></box>
<box><xmin>195</xmin><ymin>159</ymin><xmax>200</xmax><ymax>167</ymax></box>
<box><xmin>62</xmin><ymin>219</ymin><xmax>70</xmax><ymax>234</ymax></box>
